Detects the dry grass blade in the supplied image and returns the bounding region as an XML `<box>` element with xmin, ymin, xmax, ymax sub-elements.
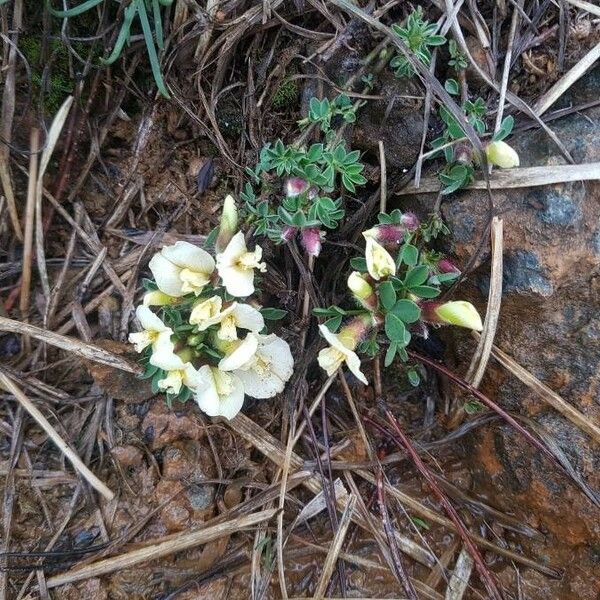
<box><xmin>445</xmin><ymin>547</ymin><xmax>474</xmax><ymax>599</ymax></box>
<box><xmin>20</xmin><ymin>128</ymin><xmax>40</xmax><ymax>320</ymax></box>
<box><xmin>534</xmin><ymin>42</ymin><xmax>600</xmax><ymax>116</ymax></box>
<box><xmin>564</xmin><ymin>0</ymin><xmax>600</xmax><ymax>17</ymax></box>
<box><xmin>0</xmin><ymin>316</ymin><xmax>140</xmax><ymax>374</ymax></box>
<box><xmin>44</xmin><ymin>509</ymin><xmax>277</xmax><ymax>589</ymax></box>
<box><xmin>312</xmin><ymin>494</ymin><xmax>356</xmax><ymax>599</ymax></box>
<box><xmin>478</xmin><ymin>334</ymin><xmax>600</xmax><ymax>443</ymax></box>
<box><xmin>465</xmin><ymin>217</ymin><xmax>503</xmax><ymax>387</ymax></box>
<box><xmin>0</xmin><ymin>372</ymin><xmax>114</xmax><ymax>501</ymax></box>
<box><xmin>35</xmin><ymin>96</ymin><xmax>75</xmax><ymax>300</ymax></box>
<box><xmin>396</xmin><ymin>162</ymin><xmax>600</xmax><ymax>194</ymax></box>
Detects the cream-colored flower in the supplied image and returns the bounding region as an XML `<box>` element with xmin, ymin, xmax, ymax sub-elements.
<box><xmin>190</xmin><ymin>296</ymin><xmax>264</xmax><ymax>341</ymax></box>
<box><xmin>216</xmin><ymin>231</ymin><xmax>266</xmax><ymax>297</ymax></box>
<box><xmin>485</xmin><ymin>140</ymin><xmax>520</xmax><ymax>168</ymax></box>
<box><xmin>149</xmin><ymin>241</ymin><xmax>215</xmax><ymax>297</ymax></box>
<box><xmin>218</xmin><ymin>333</ymin><xmax>293</xmax><ymax>399</ymax></box>
<box><xmin>434</xmin><ymin>301</ymin><xmax>483</xmax><ymax>331</ymax></box>
<box><xmin>364</xmin><ymin>237</ymin><xmax>396</xmax><ymax>281</ymax></box>
<box><xmin>347</xmin><ymin>271</ymin><xmax>373</xmax><ymax>300</ymax></box>
<box><xmin>128</xmin><ymin>305</ymin><xmax>174</xmax><ymax>365</ymax></box>
<box><xmin>194</xmin><ymin>365</ymin><xmax>245</xmax><ymax>420</ymax></box>
<box><xmin>317</xmin><ymin>324</ymin><xmax>367</xmax><ymax>384</ymax></box>
<box><xmin>216</xmin><ymin>194</ymin><xmax>239</xmax><ymax>253</ymax></box>
<box><xmin>143</xmin><ymin>290</ymin><xmax>176</xmax><ymax>307</ymax></box>
<box><xmin>157</xmin><ymin>354</ymin><xmax>200</xmax><ymax>395</ymax></box>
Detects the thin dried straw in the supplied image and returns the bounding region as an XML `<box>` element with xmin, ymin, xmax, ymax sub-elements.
<box><xmin>534</xmin><ymin>42</ymin><xmax>600</xmax><ymax>116</ymax></box>
<box><xmin>312</xmin><ymin>494</ymin><xmax>356</xmax><ymax>599</ymax></box>
<box><xmin>477</xmin><ymin>334</ymin><xmax>600</xmax><ymax>444</ymax></box>
<box><xmin>0</xmin><ymin>316</ymin><xmax>140</xmax><ymax>374</ymax></box>
<box><xmin>564</xmin><ymin>0</ymin><xmax>600</xmax><ymax>17</ymax></box>
<box><xmin>0</xmin><ymin>372</ymin><xmax>114</xmax><ymax>501</ymax></box>
<box><xmin>44</xmin><ymin>509</ymin><xmax>277</xmax><ymax>588</ymax></box>
<box><xmin>396</xmin><ymin>162</ymin><xmax>600</xmax><ymax>194</ymax></box>
<box><xmin>465</xmin><ymin>217</ymin><xmax>503</xmax><ymax>387</ymax></box>
<box><xmin>445</xmin><ymin>548</ymin><xmax>475</xmax><ymax>599</ymax></box>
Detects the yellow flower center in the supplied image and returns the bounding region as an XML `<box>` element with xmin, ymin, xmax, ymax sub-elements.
<box><xmin>213</xmin><ymin>369</ymin><xmax>234</xmax><ymax>396</ymax></box>
<box><xmin>180</xmin><ymin>268</ymin><xmax>210</xmax><ymax>294</ymax></box>
<box><xmin>219</xmin><ymin>314</ymin><xmax>238</xmax><ymax>340</ymax></box>
<box><xmin>253</xmin><ymin>354</ymin><xmax>272</xmax><ymax>377</ymax></box>
<box><xmin>237</xmin><ymin>251</ymin><xmax>261</xmax><ymax>270</ymax></box>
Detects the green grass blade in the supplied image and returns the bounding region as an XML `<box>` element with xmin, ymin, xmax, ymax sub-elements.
<box><xmin>46</xmin><ymin>0</ymin><xmax>103</xmax><ymax>18</ymax></box>
<box><xmin>101</xmin><ymin>2</ymin><xmax>137</xmax><ymax>65</ymax></box>
<box><xmin>152</xmin><ymin>0</ymin><xmax>164</xmax><ymax>50</ymax></box>
<box><xmin>136</xmin><ymin>0</ymin><xmax>170</xmax><ymax>98</ymax></box>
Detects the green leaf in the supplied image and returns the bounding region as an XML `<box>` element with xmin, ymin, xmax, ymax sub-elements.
<box><xmin>399</xmin><ymin>243</ymin><xmax>418</xmax><ymax>266</ymax></box>
<box><xmin>350</xmin><ymin>257</ymin><xmax>367</xmax><ymax>272</ymax></box>
<box><xmin>411</xmin><ymin>285</ymin><xmax>441</xmax><ymax>298</ymax></box>
<box><xmin>260</xmin><ymin>308</ymin><xmax>287</xmax><ymax>320</ymax></box>
<box><xmin>403</xmin><ymin>265</ymin><xmax>429</xmax><ymax>288</ymax></box>
<box><xmin>493</xmin><ymin>115</ymin><xmax>514</xmax><ymax>142</ymax></box>
<box><xmin>100</xmin><ymin>1</ymin><xmax>137</xmax><ymax>65</ymax></box>
<box><xmin>384</xmin><ymin>342</ymin><xmax>397</xmax><ymax>367</ymax></box>
<box><xmin>385</xmin><ymin>313</ymin><xmax>407</xmax><ymax>343</ymax></box>
<box><xmin>137</xmin><ymin>0</ymin><xmax>171</xmax><ymax>98</ymax></box>
<box><xmin>47</xmin><ymin>0</ymin><xmax>103</xmax><ymax>17</ymax></box>
<box><xmin>464</xmin><ymin>400</ymin><xmax>484</xmax><ymax>414</ymax></box>
<box><xmin>444</xmin><ymin>79</ymin><xmax>459</xmax><ymax>95</ymax></box>
<box><xmin>325</xmin><ymin>315</ymin><xmax>343</xmax><ymax>332</ymax></box>
<box><xmin>407</xmin><ymin>368</ymin><xmax>421</xmax><ymax>387</ymax></box>
<box><xmin>379</xmin><ymin>281</ymin><xmax>396</xmax><ymax>311</ymax></box>
<box><xmin>390</xmin><ymin>299</ymin><xmax>421</xmax><ymax>323</ymax></box>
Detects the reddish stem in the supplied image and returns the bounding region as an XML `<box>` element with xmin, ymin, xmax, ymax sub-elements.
<box><xmin>368</xmin><ymin>414</ymin><xmax>504</xmax><ymax>600</ymax></box>
<box><xmin>408</xmin><ymin>350</ymin><xmax>566</xmax><ymax>474</ymax></box>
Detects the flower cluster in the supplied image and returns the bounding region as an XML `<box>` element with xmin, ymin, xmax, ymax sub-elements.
<box><xmin>316</xmin><ymin>210</ymin><xmax>483</xmax><ymax>385</ymax></box>
<box><xmin>129</xmin><ymin>197</ymin><xmax>294</xmax><ymax>420</ymax></box>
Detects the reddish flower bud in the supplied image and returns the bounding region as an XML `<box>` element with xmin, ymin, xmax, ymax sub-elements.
<box><xmin>400</xmin><ymin>212</ymin><xmax>420</xmax><ymax>231</ymax></box>
<box><xmin>300</xmin><ymin>227</ymin><xmax>322</xmax><ymax>257</ymax></box>
<box><xmin>437</xmin><ymin>258</ymin><xmax>461</xmax><ymax>274</ymax></box>
<box><xmin>281</xmin><ymin>226</ymin><xmax>297</xmax><ymax>243</ymax></box>
<box><xmin>284</xmin><ymin>177</ymin><xmax>310</xmax><ymax>198</ymax></box>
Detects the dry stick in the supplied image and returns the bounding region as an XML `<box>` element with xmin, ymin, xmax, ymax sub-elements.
<box><xmin>44</xmin><ymin>509</ymin><xmax>277</xmax><ymax>589</ymax></box>
<box><xmin>377</xmin><ymin>413</ymin><xmax>503</xmax><ymax>600</ymax></box>
<box><xmin>0</xmin><ymin>372</ymin><xmax>114</xmax><ymax>501</ymax></box>
<box><xmin>376</xmin><ymin>472</ymin><xmax>418</xmax><ymax>600</ymax></box>
<box><xmin>445</xmin><ymin>549</ymin><xmax>475</xmax><ymax>600</ymax></box>
<box><xmin>493</xmin><ymin>0</ymin><xmax>521</xmax><ymax>133</ymax></box>
<box><xmin>534</xmin><ymin>41</ymin><xmax>600</xmax><ymax>116</ymax></box>
<box><xmin>312</xmin><ymin>494</ymin><xmax>356</xmax><ymax>599</ymax></box>
<box><xmin>20</xmin><ymin>128</ymin><xmax>41</xmax><ymax>320</ymax></box>
<box><xmin>564</xmin><ymin>0</ymin><xmax>600</xmax><ymax>17</ymax></box>
<box><xmin>0</xmin><ymin>0</ymin><xmax>23</xmax><ymax>240</ymax></box>
<box><xmin>464</xmin><ymin>217</ymin><xmax>503</xmax><ymax>386</ymax></box>
<box><xmin>396</xmin><ymin>162</ymin><xmax>600</xmax><ymax>194</ymax></box>
<box><xmin>408</xmin><ymin>351</ymin><xmax>570</xmax><ymax>474</ymax></box>
<box><xmin>476</xmin><ymin>334</ymin><xmax>600</xmax><ymax>443</ymax></box>
<box><xmin>378</xmin><ymin>141</ymin><xmax>387</xmax><ymax>213</ymax></box>
<box><xmin>0</xmin><ymin>316</ymin><xmax>140</xmax><ymax>374</ymax></box>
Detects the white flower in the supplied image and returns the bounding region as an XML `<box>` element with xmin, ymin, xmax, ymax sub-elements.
<box><xmin>149</xmin><ymin>241</ymin><xmax>215</xmax><ymax>297</ymax></box>
<box><xmin>216</xmin><ymin>231</ymin><xmax>266</xmax><ymax>297</ymax></box>
<box><xmin>317</xmin><ymin>324</ymin><xmax>367</xmax><ymax>384</ymax></box>
<box><xmin>128</xmin><ymin>305</ymin><xmax>174</xmax><ymax>365</ymax></box>
<box><xmin>194</xmin><ymin>365</ymin><xmax>245</xmax><ymax>420</ymax></box>
<box><xmin>364</xmin><ymin>237</ymin><xmax>396</xmax><ymax>281</ymax></box>
<box><xmin>218</xmin><ymin>333</ymin><xmax>293</xmax><ymax>399</ymax></box>
<box><xmin>156</xmin><ymin>355</ymin><xmax>202</xmax><ymax>395</ymax></box>
<box><xmin>190</xmin><ymin>296</ymin><xmax>264</xmax><ymax>341</ymax></box>
<box><xmin>432</xmin><ymin>300</ymin><xmax>483</xmax><ymax>331</ymax></box>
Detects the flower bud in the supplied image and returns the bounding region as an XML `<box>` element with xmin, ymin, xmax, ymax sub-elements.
<box><xmin>485</xmin><ymin>141</ymin><xmax>520</xmax><ymax>169</ymax></box>
<box><xmin>362</xmin><ymin>217</ymin><xmax>420</xmax><ymax>249</ymax></box>
<box><xmin>281</xmin><ymin>225</ymin><xmax>297</xmax><ymax>243</ymax></box>
<box><xmin>300</xmin><ymin>227</ymin><xmax>322</xmax><ymax>257</ymax></box>
<box><xmin>437</xmin><ymin>258</ymin><xmax>460</xmax><ymax>274</ymax></box>
<box><xmin>215</xmin><ymin>194</ymin><xmax>239</xmax><ymax>253</ymax></box>
<box><xmin>454</xmin><ymin>141</ymin><xmax>473</xmax><ymax>165</ymax></box>
<box><xmin>143</xmin><ymin>290</ymin><xmax>176</xmax><ymax>307</ymax></box>
<box><xmin>176</xmin><ymin>347</ymin><xmax>194</xmax><ymax>363</ymax></box>
<box><xmin>365</xmin><ymin>238</ymin><xmax>396</xmax><ymax>280</ymax></box>
<box><xmin>284</xmin><ymin>177</ymin><xmax>310</xmax><ymax>198</ymax></box>
<box><xmin>421</xmin><ymin>300</ymin><xmax>483</xmax><ymax>331</ymax></box>
<box><xmin>348</xmin><ymin>271</ymin><xmax>378</xmax><ymax>311</ymax></box>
